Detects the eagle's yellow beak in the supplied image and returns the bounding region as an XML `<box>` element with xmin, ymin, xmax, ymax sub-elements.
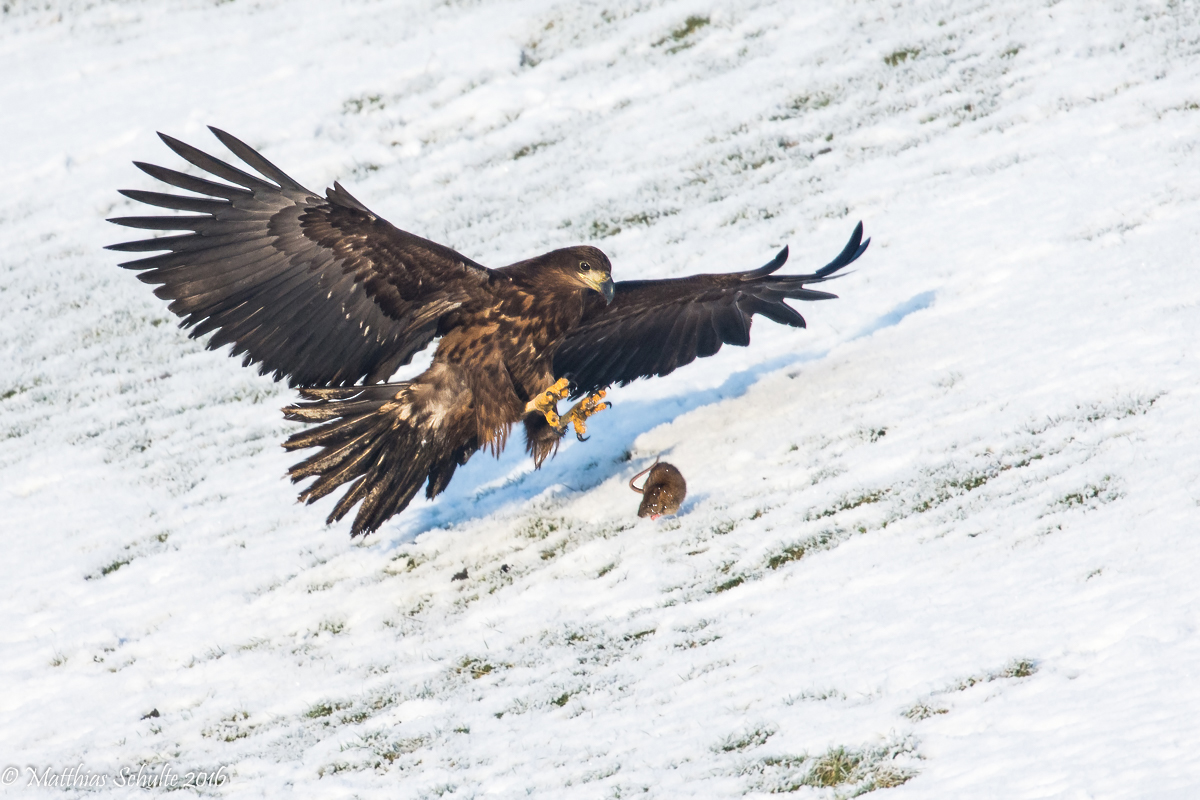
<box><xmin>583</xmin><ymin>273</ymin><xmax>615</xmax><ymax>305</ymax></box>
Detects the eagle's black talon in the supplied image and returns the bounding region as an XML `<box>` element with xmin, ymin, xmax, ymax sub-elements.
<box><xmin>576</xmin><ymin>432</ymin><xmax>590</xmax><ymax>442</ymax></box>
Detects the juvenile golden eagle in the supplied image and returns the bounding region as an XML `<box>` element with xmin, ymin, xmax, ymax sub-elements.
<box><xmin>108</xmin><ymin>129</ymin><xmax>868</xmax><ymax>535</ymax></box>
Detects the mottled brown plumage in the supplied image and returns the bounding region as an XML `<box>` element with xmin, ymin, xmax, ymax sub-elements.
<box><xmin>108</xmin><ymin>128</ymin><xmax>868</xmax><ymax>536</ymax></box>
<box><xmin>629</xmin><ymin>461</ymin><xmax>687</xmax><ymax>519</ymax></box>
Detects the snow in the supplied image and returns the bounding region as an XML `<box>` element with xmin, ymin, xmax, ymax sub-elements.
<box><xmin>2</xmin><ymin>0</ymin><xmax>1200</xmax><ymax>796</ymax></box>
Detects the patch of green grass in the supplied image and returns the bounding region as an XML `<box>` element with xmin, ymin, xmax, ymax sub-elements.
<box><xmin>864</xmin><ymin>427</ymin><xmax>887</xmax><ymax>442</ymax></box>
<box><xmin>718</xmin><ymin>727</ymin><xmax>774</xmax><ymax>752</ymax></box>
<box><xmin>306</xmin><ymin>702</ymin><xmax>335</xmax><ymax>719</ymax></box>
<box><xmin>237</xmin><ymin>637</ymin><xmax>269</xmax><ymax>652</ymax></box>
<box><xmin>767</xmin><ymin>529</ymin><xmax>846</xmax><ymax>570</ymax></box>
<box><xmin>383</xmin><ymin>552</ymin><xmax>422</xmax><ymax>575</ymax></box>
<box><xmin>769</xmin><ymin>93</ymin><xmax>834</xmax><ymax>121</ymax></box>
<box><xmin>364</xmin><ymin>734</ymin><xmax>431</xmax><ymax>764</ymax></box>
<box><xmin>316</xmin><ymin>762</ymin><xmax>354</xmax><ymax>777</ymax></box>
<box><xmin>86</xmin><ymin>533</ymin><xmax>174</xmax><ymax>581</ymax></box>
<box><xmin>457</xmin><ymin>658</ymin><xmax>498</xmax><ymax>680</ymax></box>
<box><xmin>909</xmin><ymin>452</ymin><xmax>1047</xmax><ymax>515</ymax></box>
<box><xmin>1010</xmin><ymin>453</ymin><xmax>1044</xmax><ymax>469</ymax></box>
<box><xmin>1079</xmin><ymin>393</ymin><xmax>1161</xmax><ymax>423</ymax></box>
<box><xmin>997</xmin><ymin>658</ymin><xmax>1038</xmax><ymax>679</ymax></box>
<box><xmin>1058</xmin><ymin>479</ymin><xmax>1119</xmax><ymax>509</ymax></box>
<box><xmin>743</xmin><ymin>736</ymin><xmax>918</xmax><ymax>794</ymax></box>
<box><xmin>768</xmin><ymin>544</ymin><xmax>808</xmax><ymax>570</ymax></box>
<box><xmin>809</xmin><ymin>490</ymin><xmax>885</xmax><ymax>520</ymax></box>
<box><xmin>586</xmin><ymin>209</ymin><xmax>675</xmax><ymax>240</ymax></box>
<box><xmin>675</xmin><ymin>633</ymin><xmax>722</xmax><ymax>650</ymax></box>
<box><xmin>784</xmin><ymin>688</ymin><xmax>846</xmax><ymax>704</ymax></box>
<box><xmin>884</xmin><ymin>47</ymin><xmax>921</xmax><ymax>66</ymax></box>
<box><xmin>100</xmin><ymin>557</ymin><xmax>131</xmax><ymax>576</ymax></box>
<box><xmin>318</xmin><ymin>619</ymin><xmax>345</xmax><ymax>636</ymax></box>
<box><xmin>903</xmin><ymin>702</ymin><xmax>949</xmax><ymax>720</ymax></box>
<box><xmin>513</xmin><ymin>141</ymin><xmax>553</xmax><ymax>160</ymax></box>
<box><xmin>342</xmin><ymin>93</ymin><xmax>384</xmax><ymax>114</ymax></box>
<box><xmin>519</xmin><ymin>516</ymin><xmax>562</xmax><ymax>540</ymax></box>
<box><xmin>597</xmin><ymin>562</ymin><xmax>616</xmax><ymax>578</ymax></box>
<box><xmin>655</xmin><ymin>15</ymin><xmax>710</xmax><ymax>52</ymax></box>
<box><xmin>551</xmin><ymin>692</ymin><xmax>570</xmax><ymax>707</ymax></box>
<box><xmin>540</xmin><ymin>539</ymin><xmax>568</xmax><ymax>560</ymax></box>
<box><xmin>862</xmin><ymin>766</ymin><xmax>916</xmax><ymax>792</ymax></box>
<box><xmin>671</xmin><ymin>15</ymin><xmax>709</xmax><ymax>40</ymax></box>
<box><xmin>948</xmin><ymin>472</ymin><xmax>990</xmax><ymax>492</ymax></box>
<box><xmin>590</xmin><ymin>219</ymin><xmax>621</xmax><ymax>239</ymax></box>
<box><xmin>202</xmin><ymin>711</ymin><xmax>253</xmax><ymax>742</ymax></box>
<box><xmin>952</xmin><ymin>658</ymin><xmax>1039</xmax><ymax>691</ymax></box>
<box><xmin>712</xmin><ymin>576</ymin><xmax>745</xmax><ymax>593</ymax></box>
<box><xmin>806</xmin><ymin>746</ymin><xmax>862</xmax><ymax>787</ymax></box>
<box><xmin>793</xmin><ymin>93</ymin><xmax>832</xmax><ymax>111</ymax></box>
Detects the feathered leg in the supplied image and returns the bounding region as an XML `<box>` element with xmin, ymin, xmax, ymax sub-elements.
<box><xmin>523</xmin><ymin>412</ymin><xmax>563</xmax><ymax>468</ymax></box>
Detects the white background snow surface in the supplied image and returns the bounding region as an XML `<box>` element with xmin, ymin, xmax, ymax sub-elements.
<box><xmin>2</xmin><ymin>0</ymin><xmax>1200</xmax><ymax>797</ymax></box>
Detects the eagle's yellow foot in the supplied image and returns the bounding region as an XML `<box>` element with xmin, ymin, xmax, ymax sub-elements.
<box><xmin>525</xmin><ymin>377</ymin><xmax>572</xmax><ymax>427</ymax></box>
<box><xmin>562</xmin><ymin>390</ymin><xmax>610</xmax><ymax>441</ymax></box>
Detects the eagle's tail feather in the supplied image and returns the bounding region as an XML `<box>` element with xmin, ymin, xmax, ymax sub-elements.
<box><xmin>282</xmin><ymin>381</ymin><xmax>468</xmax><ymax>536</ymax></box>
<box><xmin>292</xmin><ymin>439</ymin><xmax>378</xmax><ymax>503</ymax></box>
<box><xmin>283</xmin><ymin>415</ymin><xmax>379</xmax><ymax>454</ymax></box>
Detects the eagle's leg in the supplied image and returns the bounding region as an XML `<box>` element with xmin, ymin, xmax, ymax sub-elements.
<box><xmin>561</xmin><ymin>390</ymin><xmax>610</xmax><ymax>442</ymax></box>
<box><xmin>524</xmin><ymin>377</ymin><xmax>572</xmax><ymax>427</ymax></box>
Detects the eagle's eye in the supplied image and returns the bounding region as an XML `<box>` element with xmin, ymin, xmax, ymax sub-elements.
<box><xmin>579</xmin><ymin>261</ymin><xmax>592</xmax><ymax>272</ymax></box>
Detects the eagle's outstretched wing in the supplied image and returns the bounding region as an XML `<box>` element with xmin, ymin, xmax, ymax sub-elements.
<box><xmin>107</xmin><ymin>128</ymin><xmax>495</xmax><ymax>387</ymax></box>
<box><xmin>552</xmin><ymin>223</ymin><xmax>870</xmax><ymax>397</ymax></box>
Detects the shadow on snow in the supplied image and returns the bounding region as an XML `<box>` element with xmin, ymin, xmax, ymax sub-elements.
<box><xmin>380</xmin><ymin>290</ymin><xmax>935</xmax><ymax>545</ymax></box>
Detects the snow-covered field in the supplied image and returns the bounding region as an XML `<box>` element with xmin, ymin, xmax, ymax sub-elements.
<box><xmin>3</xmin><ymin>0</ymin><xmax>1200</xmax><ymax>796</ymax></box>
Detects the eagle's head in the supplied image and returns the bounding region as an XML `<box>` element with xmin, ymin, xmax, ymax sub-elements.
<box><xmin>554</xmin><ymin>245</ymin><xmax>615</xmax><ymax>304</ymax></box>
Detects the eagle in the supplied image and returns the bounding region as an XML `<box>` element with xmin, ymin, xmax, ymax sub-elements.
<box><xmin>108</xmin><ymin>128</ymin><xmax>869</xmax><ymax>536</ymax></box>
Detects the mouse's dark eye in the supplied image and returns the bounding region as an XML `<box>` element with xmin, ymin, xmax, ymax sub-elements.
<box><xmin>579</xmin><ymin>261</ymin><xmax>592</xmax><ymax>271</ymax></box>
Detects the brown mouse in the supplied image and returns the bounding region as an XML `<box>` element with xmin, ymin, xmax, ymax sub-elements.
<box><xmin>629</xmin><ymin>460</ymin><xmax>687</xmax><ymax>519</ymax></box>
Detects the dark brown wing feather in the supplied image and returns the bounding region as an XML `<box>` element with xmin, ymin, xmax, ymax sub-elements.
<box><xmin>553</xmin><ymin>223</ymin><xmax>869</xmax><ymax>397</ymax></box>
<box><xmin>107</xmin><ymin>127</ymin><xmax>497</xmax><ymax>387</ymax></box>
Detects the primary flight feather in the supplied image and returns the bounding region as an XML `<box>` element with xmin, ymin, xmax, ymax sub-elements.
<box><xmin>108</xmin><ymin>128</ymin><xmax>869</xmax><ymax>535</ymax></box>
